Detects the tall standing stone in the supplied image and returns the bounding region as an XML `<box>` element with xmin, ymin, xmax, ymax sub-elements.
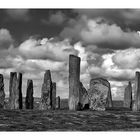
<box><xmin>17</xmin><ymin>73</ymin><xmax>22</xmax><ymax>109</ymax></box>
<box><xmin>25</xmin><ymin>79</ymin><xmax>34</xmax><ymax>109</ymax></box>
<box><xmin>0</xmin><ymin>74</ymin><xmax>5</xmax><ymax>108</ymax></box>
<box><xmin>133</xmin><ymin>72</ymin><xmax>140</xmax><ymax>111</ymax></box>
<box><xmin>123</xmin><ymin>81</ymin><xmax>132</xmax><ymax>109</ymax></box>
<box><xmin>9</xmin><ymin>72</ymin><xmax>17</xmax><ymax>109</ymax></box>
<box><xmin>9</xmin><ymin>72</ymin><xmax>23</xmax><ymax>109</ymax></box>
<box><xmin>88</xmin><ymin>78</ymin><xmax>113</xmax><ymax>111</ymax></box>
<box><xmin>39</xmin><ymin>70</ymin><xmax>52</xmax><ymax>110</ymax></box>
<box><xmin>69</xmin><ymin>55</ymin><xmax>81</xmax><ymax>111</ymax></box>
<box><xmin>56</xmin><ymin>96</ymin><xmax>60</xmax><ymax>109</ymax></box>
<box><xmin>52</xmin><ymin>82</ymin><xmax>56</xmax><ymax>109</ymax></box>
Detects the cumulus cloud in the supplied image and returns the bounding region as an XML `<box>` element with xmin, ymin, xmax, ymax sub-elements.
<box><xmin>18</xmin><ymin>38</ymin><xmax>78</xmax><ymax>61</ymax></box>
<box><xmin>5</xmin><ymin>9</ymin><xmax>30</xmax><ymax>21</ymax></box>
<box><xmin>0</xmin><ymin>28</ymin><xmax>13</xmax><ymax>49</ymax></box>
<box><xmin>60</xmin><ymin>15</ymin><xmax>140</xmax><ymax>49</ymax></box>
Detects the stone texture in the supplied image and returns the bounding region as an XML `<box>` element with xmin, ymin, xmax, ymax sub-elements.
<box><xmin>17</xmin><ymin>73</ymin><xmax>22</xmax><ymax>109</ymax></box>
<box><xmin>123</xmin><ymin>81</ymin><xmax>132</xmax><ymax>109</ymax></box>
<box><xmin>56</xmin><ymin>96</ymin><xmax>60</xmax><ymax>109</ymax></box>
<box><xmin>88</xmin><ymin>78</ymin><xmax>113</xmax><ymax>111</ymax></box>
<box><xmin>133</xmin><ymin>72</ymin><xmax>140</xmax><ymax>111</ymax></box>
<box><xmin>79</xmin><ymin>82</ymin><xmax>89</xmax><ymax>109</ymax></box>
<box><xmin>9</xmin><ymin>72</ymin><xmax>23</xmax><ymax>109</ymax></box>
<box><xmin>52</xmin><ymin>82</ymin><xmax>56</xmax><ymax>109</ymax></box>
<box><xmin>0</xmin><ymin>74</ymin><xmax>5</xmax><ymax>108</ymax></box>
<box><xmin>25</xmin><ymin>79</ymin><xmax>34</xmax><ymax>109</ymax></box>
<box><xmin>39</xmin><ymin>70</ymin><xmax>52</xmax><ymax>110</ymax></box>
<box><xmin>69</xmin><ymin>55</ymin><xmax>81</xmax><ymax>111</ymax></box>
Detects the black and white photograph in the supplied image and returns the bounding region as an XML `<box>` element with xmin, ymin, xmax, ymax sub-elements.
<box><xmin>0</xmin><ymin>1</ymin><xmax>140</xmax><ymax>133</ymax></box>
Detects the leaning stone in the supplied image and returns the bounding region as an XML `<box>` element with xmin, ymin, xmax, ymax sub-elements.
<box><xmin>25</xmin><ymin>79</ymin><xmax>34</xmax><ymax>109</ymax></box>
<box><xmin>52</xmin><ymin>82</ymin><xmax>56</xmax><ymax>109</ymax></box>
<box><xmin>79</xmin><ymin>82</ymin><xmax>89</xmax><ymax>109</ymax></box>
<box><xmin>0</xmin><ymin>74</ymin><xmax>5</xmax><ymax>108</ymax></box>
<box><xmin>88</xmin><ymin>78</ymin><xmax>113</xmax><ymax>111</ymax></box>
<box><xmin>56</xmin><ymin>96</ymin><xmax>60</xmax><ymax>109</ymax></box>
<box><xmin>123</xmin><ymin>81</ymin><xmax>132</xmax><ymax>109</ymax></box>
<box><xmin>69</xmin><ymin>55</ymin><xmax>81</xmax><ymax>110</ymax></box>
<box><xmin>133</xmin><ymin>72</ymin><xmax>140</xmax><ymax>111</ymax></box>
<box><xmin>39</xmin><ymin>70</ymin><xmax>52</xmax><ymax>110</ymax></box>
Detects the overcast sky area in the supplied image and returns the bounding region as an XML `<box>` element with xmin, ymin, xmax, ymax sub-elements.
<box><xmin>1</xmin><ymin>9</ymin><xmax>140</xmax><ymax>100</ymax></box>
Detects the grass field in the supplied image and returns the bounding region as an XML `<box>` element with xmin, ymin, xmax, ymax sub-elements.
<box><xmin>1</xmin><ymin>99</ymin><xmax>140</xmax><ymax>131</ymax></box>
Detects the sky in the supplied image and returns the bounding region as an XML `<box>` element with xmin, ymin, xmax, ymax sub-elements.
<box><xmin>1</xmin><ymin>9</ymin><xmax>140</xmax><ymax>100</ymax></box>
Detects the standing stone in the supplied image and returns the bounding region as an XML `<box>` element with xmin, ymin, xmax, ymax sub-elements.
<box><xmin>133</xmin><ymin>72</ymin><xmax>140</xmax><ymax>111</ymax></box>
<box><xmin>123</xmin><ymin>81</ymin><xmax>132</xmax><ymax>109</ymax></box>
<box><xmin>52</xmin><ymin>82</ymin><xmax>56</xmax><ymax>109</ymax></box>
<box><xmin>69</xmin><ymin>55</ymin><xmax>81</xmax><ymax>111</ymax></box>
<box><xmin>9</xmin><ymin>72</ymin><xmax>18</xmax><ymax>109</ymax></box>
<box><xmin>17</xmin><ymin>73</ymin><xmax>22</xmax><ymax>109</ymax></box>
<box><xmin>25</xmin><ymin>79</ymin><xmax>34</xmax><ymax>109</ymax></box>
<box><xmin>39</xmin><ymin>70</ymin><xmax>52</xmax><ymax>110</ymax></box>
<box><xmin>88</xmin><ymin>78</ymin><xmax>113</xmax><ymax>111</ymax></box>
<box><xmin>9</xmin><ymin>72</ymin><xmax>23</xmax><ymax>109</ymax></box>
<box><xmin>79</xmin><ymin>82</ymin><xmax>89</xmax><ymax>109</ymax></box>
<box><xmin>0</xmin><ymin>74</ymin><xmax>5</xmax><ymax>108</ymax></box>
<box><xmin>56</xmin><ymin>96</ymin><xmax>60</xmax><ymax>109</ymax></box>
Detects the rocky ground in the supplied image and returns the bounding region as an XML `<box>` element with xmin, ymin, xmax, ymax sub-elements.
<box><xmin>0</xmin><ymin>99</ymin><xmax>139</xmax><ymax>131</ymax></box>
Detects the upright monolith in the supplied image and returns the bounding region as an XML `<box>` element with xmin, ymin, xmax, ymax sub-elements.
<box><xmin>25</xmin><ymin>79</ymin><xmax>34</xmax><ymax>109</ymax></box>
<box><xmin>56</xmin><ymin>96</ymin><xmax>60</xmax><ymax>109</ymax></box>
<box><xmin>133</xmin><ymin>72</ymin><xmax>140</xmax><ymax>111</ymax></box>
<box><xmin>39</xmin><ymin>70</ymin><xmax>52</xmax><ymax>110</ymax></box>
<box><xmin>123</xmin><ymin>81</ymin><xmax>132</xmax><ymax>109</ymax></box>
<box><xmin>52</xmin><ymin>82</ymin><xmax>56</xmax><ymax>109</ymax></box>
<box><xmin>9</xmin><ymin>72</ymin><xmax>23</xmax><ymax>109</ymax></box>
<box><xmin>0</xmin><ymin>74</ymin><xmax>5</xmax><ymax>108</ymax></box>
<box><xmin>69</xmin><ymin>55</ymin><xmax>81</xmax><ymax>110</ymax></box>
<box><xmin>17</xmin><ymin>73</ymin><xmax>23</xmax><ymax>109</ymax></box>
<box><xmin>9</xmin><ymin>72</ymin><xmax>18</xmax><ymax>109</ymax></box>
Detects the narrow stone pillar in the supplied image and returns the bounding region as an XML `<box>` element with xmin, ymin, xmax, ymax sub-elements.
<box><xmin>106</xmin><ymin>83</ymin><xmax>113</xmax><ymax>108</ymax></box>
<box><xmin>123</xmin><ymin>81</ymin><xmax>132</xmax><ymax>109</ymax></box>
<box><xmin>0</xmin><ymin>74</ymin><xmax>5</xmax><ymax>108</ymax></box>
<box><xmin>17</xmin><ymin>73</ymin><xmax>22</xmax><ymax>109</ymax></box>
<box><xmin>56</xmin><ymin>96</ymin><xmax>60</xmax><ymax>109</ymax></box>
<box><xmin>52</xmin><ymin>82</ymin><xmax>56</xmax><ymax>109</ymax></box>
<box><xmin>9</xmin><ymin>72</ymin><xmax>18</xmax><ymax>109</ymax></box>
<box><xmin>133</xmin><ymin>72</ymin><xmax>140</xmax><ymax>111</ymax></box>
<box><xmin>25</xmin><ymin>79</ymin><xmax>34</xmax><ymax>109</ymax></box>
<box><xmin>69</xmin><ymin>55</ymin><xmax>81</xmax><ymax>110</ymax></box>
<box><xmin>39</xmin><ymin>70</ymin><xmax>52</xmax><ymax>110</ymax></box>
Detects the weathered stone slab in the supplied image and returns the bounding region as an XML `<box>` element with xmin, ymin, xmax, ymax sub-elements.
<box><xmin>0</xmin><ymin>74</ymin><xmax>5</xmax><ymax>108</ymax></box>
<box><xmin>69</xmin><ymin>55</ymin><xmax>81</xmax><ymax>111</ymax></box>
<box><xmin>17</xmin><ymin>73</ymin><xmax>22</xmax><ymax>109</ymax></box>
<box><xmin>9</xmin><ymin>72</ymin><xmax>23</xmax><ymax>109</ymax></box>
<box><xmin>52</xmin><ymin>82</ymin><xmax>56</xmax><ymax>109</ymax></box>
<box><xmin>79</xmin><ymin>82</ymin><xmax>89</xmax><ymax>109</ymax></box>
<box><xmin>9</xmin><ymin>72</ymin><xmax>18</xmax><ymax>109</ymax></box>
<box><xmin>123</xmin><ymin>81</ymin><xmax>132</xmax><ymax>109</ymax></box>
<box><xmin>133</xmin><ymin>72</ymin><xmax>140</xmax><ymax>111</ymax></box>
<box><xmin>88</xmin><ymin>78</ymin><xmax>113</xmax><ymax>111</ymax></box>
<box><xmin>25</xmin><ymin>79</ymin><xmax>34</xmax><ymax>109</ymax></box>
<box><xmin>39</xmin><ymin>70</ymin><xmax>52</xmax><ymax>110</ymax></box>
<box><xmin>56</xmin><ymin>96</ymin><xmax>60</xmax><ymax>109</ymax></box>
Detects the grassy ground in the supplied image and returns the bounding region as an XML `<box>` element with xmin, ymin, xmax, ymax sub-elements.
<box><xmin>0</xmin><ymin>109</ymin><xmax>140</xmax><ymax>131</ymax></box>
<box><xmin>0</xmin><ymin>99</ymin><xmax>140</xmax><ymax>131</ymax></box>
